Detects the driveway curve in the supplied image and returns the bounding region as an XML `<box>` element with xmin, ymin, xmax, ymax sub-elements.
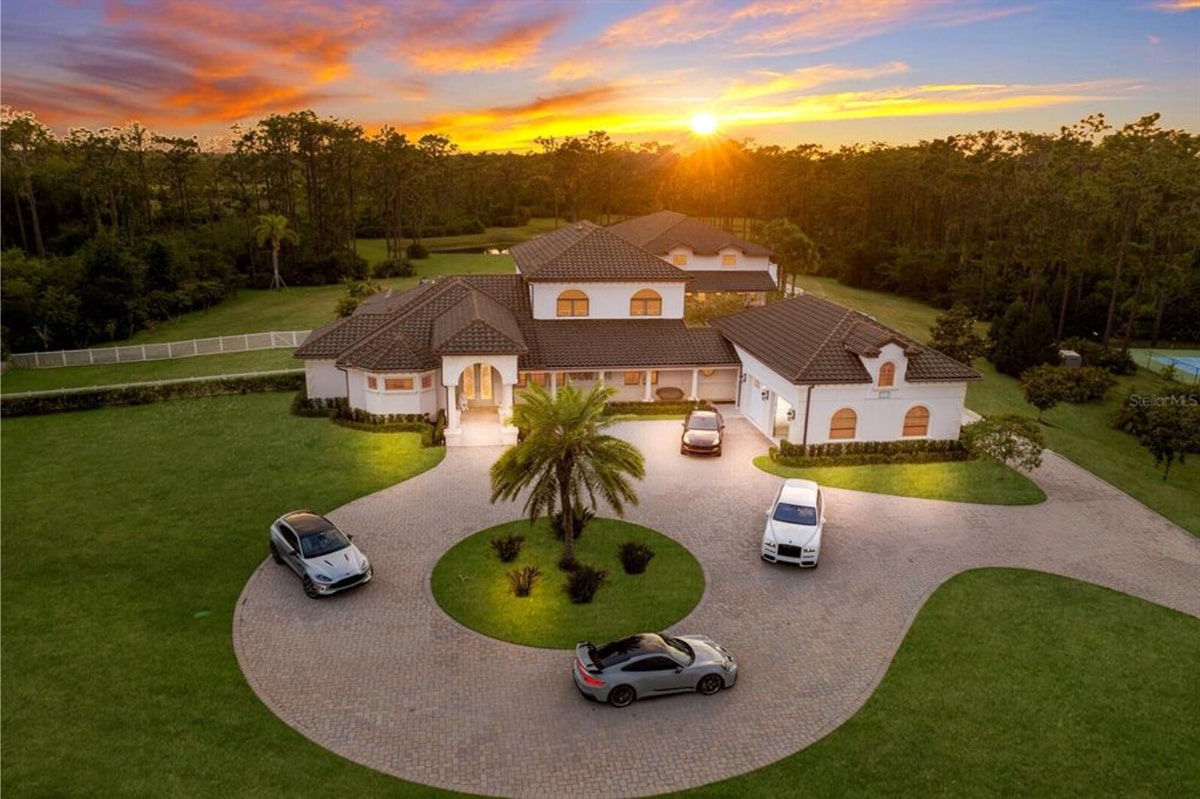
<box><xmin>234</xmin><ymin>415</ymin><xmax>1200</xmax><ymax>798</ymax></box>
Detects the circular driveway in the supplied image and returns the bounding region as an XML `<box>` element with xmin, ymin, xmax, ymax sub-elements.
<box><xmin>234</xmin><ymin>415</ymin><xmax>1200</xmax><ymax>798</ymax></box>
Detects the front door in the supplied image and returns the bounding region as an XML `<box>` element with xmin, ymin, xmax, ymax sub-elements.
<box><xmin>461</xmin><ymin>364</ymin><xmax>495</xmax><ymax>405</ymax></box>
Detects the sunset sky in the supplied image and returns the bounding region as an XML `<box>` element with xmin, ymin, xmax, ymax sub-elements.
<box><xmin>2</xmin><ymin>0</ymin><xmax>1197</xmax><ymax>151</ymax></box>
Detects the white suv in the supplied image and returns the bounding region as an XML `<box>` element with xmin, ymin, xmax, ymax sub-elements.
<box><xmin>761</xmin><ymin>479</ymin><xmax>825</xmax><ymax>568</ymax></box>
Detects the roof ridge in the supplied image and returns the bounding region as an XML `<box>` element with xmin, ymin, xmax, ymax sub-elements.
<box><xmin>339</xmin><ymin>279</ymin><xmax>464</xmax><ymax>361</ymax></box>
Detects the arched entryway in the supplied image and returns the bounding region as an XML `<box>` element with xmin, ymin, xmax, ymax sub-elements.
<box><xmin>442</xmin><ymin>355</ymin><xmax>520</xmax><ymax>447</ymax></box>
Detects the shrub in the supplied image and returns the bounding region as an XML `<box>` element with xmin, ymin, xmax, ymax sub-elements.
<box><xmin>506</xmin><ymin>565</ymin><xmax>542</xmax><ymax>597</ymax></box>
<box><xmin>603</xmin><ymin>400</ymin><xmax>713</xmax><ymax>417</ymax></box>
<box><xmin>0</xmin><ymin>372</ymin><xmax>303</xmax><ymax>417</ymax></box>
<box><xmin>490</xmin><ymin>534</ymin><xmax>525</xmax><ymax>563</ymax></box>
<box><xmin>373</xmin><ymin>258</ymin><xmax>413</xmax><ymax>278</ymax></box>
<box><xmin>617</xmin><ymin>542</ymin><xmax>655</xmax><ymax>575</ymax></box>
<box><xmin>565</xmin><ymin>564</ymin><xmax>608</xmax><ymax>604</ymax></box>
<box><xmin>961</xmin><ymin>414</ymin><xmax>1045</xmax><ymax>472</ymax></box>
<box><xmin>769</xmin><ymin>438</ymin><xmax>969</xmax><ymax>468</ymax></box>
<box><xmin>433</xmin><ymin>408</ymin><xmax>448</xmax><ymax>445</ymax></box>
<box><xmin>406</xmin><ymin>243</ymin><xmax>429</xmax><ymax>260</ymax></box>
<box><xmin>551</xmin><ymin>506</ymin><xmax>595</xmax><ymax>541</ymax></box>
<box><xmin>1061</xmin><ymin>337</ymin><xmax>1137</xmax><ymax>375</ymax></box>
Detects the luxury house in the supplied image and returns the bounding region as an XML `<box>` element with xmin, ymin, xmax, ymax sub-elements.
<box><xmin>294</xmin><ymin>214</ymin><xmax>980</xmax><ymax>447</ymax></box>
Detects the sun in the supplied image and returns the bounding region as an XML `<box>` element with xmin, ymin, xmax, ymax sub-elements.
<box><xmin>690</xmin><ymin>112</ymin><xmax>719</xmax><ymax>136</ymax></box>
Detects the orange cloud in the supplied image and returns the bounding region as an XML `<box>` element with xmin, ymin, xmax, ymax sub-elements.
<box><xmin>599</xmin><ymin>1</ymin><xmax>733</xmax><ymax>48</ymax></box>
<box><xmin>720</xmin><ymin>62</ymin><xmax>911</xmax><ymax>102</ymax></box>
<box><xmin>1150</xmin><ymin>0</ymin><xmax>1199</xmax><ymax>10</ymax></box>
<box><xmin>406</xmin><ymin>14</ymin><xmax>569</xmax><ymax>73</ymax></box>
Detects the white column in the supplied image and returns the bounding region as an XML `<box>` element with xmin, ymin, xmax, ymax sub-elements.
<box><xmin>550</xmin><ymin>371</ymin><xmax>558</xmax><ymax>398</ymax></box>
<box><xmin>501</xmin><ymin>382</ymin><xmax>514</xmax><ymax>421</ymax></box>
<box><xmin>690</xmin><ymin>368</ymin><xmax>699</xmax><ymax>400</ymax></box>
<box><xmin>643</xmin><ymin>371</ymin><xmax>652</xmax><ymax>402</ymax></box>
<box><xmin>446</xmin><ymin>386</ymin><xmax>459</xmax><ymax>429</ymax></box>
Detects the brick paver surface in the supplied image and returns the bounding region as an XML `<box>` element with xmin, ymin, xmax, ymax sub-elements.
<box><xmin>233</xmin><ymin>415</ymin><xmax>1200</xmax><ymax>798</ymax></box>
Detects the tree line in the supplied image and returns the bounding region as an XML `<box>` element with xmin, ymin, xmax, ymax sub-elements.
<box><xmin>2</xmin><ymin>106</ymin><xmax>1197</xmax><ymax>354</ymax></box>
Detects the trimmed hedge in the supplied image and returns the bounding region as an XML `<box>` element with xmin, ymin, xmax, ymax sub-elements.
<box><xmin>0</xmin><ymin>372</ymin><xmax>303</xmax><ymax>417</ymax></box>
<box><xmin>603</xmin><ymin>400</ymin><xmax>714</xmax><ymax>417</ymax></box>
<box><xmin>291</xmin><ymin>391</ymin><xmax>441</xmax><ymax>446</ymax></box>
<box><xmin>769</xmin><ymin>438</ymin><xmax>970</xmax><ymax>468</ymax></box>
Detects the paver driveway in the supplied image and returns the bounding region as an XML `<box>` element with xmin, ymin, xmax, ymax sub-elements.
<box><xmin>234</xmin><ymin>415</ymin><xmax>1200</xmax><ymax>798</ymax></box>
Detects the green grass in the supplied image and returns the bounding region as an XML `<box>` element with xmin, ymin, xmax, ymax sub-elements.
<box><xmin>0</xmin><ymin>394</ymin><xmax>450</xmax><ymax>798</ymax></box>
<box><xmin>683</xmin><ymin>569</ymin><xmax>1200</xmax><ymax>798</ymax></box>
<box><xmin>4</xmin><ymin>398</ymin><xmax>1198</xmax><ymax>796</ymax></box>
<box><xmin>753</xmin><ymin>458</ymin><xmax>1046</xmax><ymax>505</ymax></box>
<box><xmin>431</xmin><ymin>518</ymin><xmax>704</xmax><ymax>649</ymax></box>
<box><xmin>0</xmin><ymin>349</ymin><xmax>300</xmax><ymax>393</ymax></box>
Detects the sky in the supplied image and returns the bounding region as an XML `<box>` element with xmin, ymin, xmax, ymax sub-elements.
<box><xmin>1</xmin><ymin>0</ymin><xmax>1197</xmax><ymax>152</ymax></box>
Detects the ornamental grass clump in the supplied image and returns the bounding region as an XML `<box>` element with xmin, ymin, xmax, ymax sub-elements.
<box><xmin>506</xmin><ymin>565</ymin><xmax>542</xmax><ymax>597</ymax></box>
<box><xmin>490</xmin><ymin>534</ymin><xmax>525</xmax><ymax>563</ymax></box>
<box><xmin>565</xmin><ymin>564</ymin><xmax>608</xmax><ymax>604</ymax></box>
<box><xmin>617</xmin><ymin>541</ymin><xmax>656</xmax><ymax>575</ymax></box>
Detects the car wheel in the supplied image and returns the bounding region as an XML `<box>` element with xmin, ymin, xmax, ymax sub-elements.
<box><xmin>302</xmin><ymin>576</ymin><xmax>320</xmax><ymax>599</ymax></box>
<box><xmin>607</xmin><ymin>685</ymin><xmax>636</xmax><ymax>708</ymax></box>
<box><xmin>269</xmin><ymin>541</ymin><xmax>283</xmax><ymax>565</ymax></box>
<box><xmin>697</xmin><ymin>674</ymin><xmax>723</xmax><ymax>696</ymax></box>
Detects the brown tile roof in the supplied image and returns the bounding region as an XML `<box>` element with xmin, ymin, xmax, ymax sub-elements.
<box><xmin>521</xmin><ymin>320</ymin><xmax>738</xmax><ymax>370</ymax></box>
<box><xmin>294</xmin><ymin>314</ymin><xmax>392</xmax><ymax>358</ymax></box>
<box><xmin>709</xmin><ymin>293</ymin><xmax>980</xmax><ymax>384</ymax></box>
<box><xmin>685</xmin><ymin>270</ymin><xmax>777</xmax><ymax>293</ymax></box>
<box><xmin>431</xmin><ymin>289</ymin><xmax>527</xmax><ymax>355</ymax></box>
<box><xmin>609</xmin><ymin>211</ymin><xmax>772</xmax><ymax>257</ymax></box>
<box><xmin>332</xmin><ymin>276</ymin><xmax>531</xmax><ymax>371</ymax></box>
<box><xmin>511</xmin><ymin>221</ymin><xmax>689</xmax><ymax>283</ymax></box>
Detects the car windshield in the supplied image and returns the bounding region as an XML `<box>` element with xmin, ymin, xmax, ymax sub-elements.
<box><xmin>688</xmin><ymin>414</ymin><xmax>720</xmax><ymax>431</ymax></box>
<box><xmin>773</xmin><ymin>502</ymin><xmax>817</xmax><ymax>525</ymax></box>
<box><xmin>300</xmin><ymin>529</ymin><xmax>351</xmax><ymax>558</ymax></box>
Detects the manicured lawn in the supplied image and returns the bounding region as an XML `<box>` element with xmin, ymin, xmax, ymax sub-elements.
<box><xmin>432</xmin><ymin>518</ymin><xmax>704</xmax><ymax>649</ymax></box>
<box><xmin>0</xmin><ymin>394</ymin><xmax>450</xmax><ymax>798</ymax></box>
<box><xmin>0</xmin><ymin>349</ymin><xmax>300</xmax><ymax>393</ymax></box>
<box><xmin>683</xmin><ymin>569</ymin><xmax>1200</xmax><ymax>798</ymax></box>
<box><xmin>3</xmin><ymin>397</ymin><xmax>1197</xmax><ymax>796</ymax></box>
<box><xmin>753</xmin><ymin>458</ymin><xmax>1046</xmax><ymax>505</ymax></box>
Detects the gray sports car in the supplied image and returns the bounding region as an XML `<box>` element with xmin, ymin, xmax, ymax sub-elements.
<box><xmin>573</xmin><ymin>633</ymin><xmax>738</xmax><ymax>708</ymax></box>
<box><xmin>269</xmin><ymin>510</ymin><xmax>372</xmax><ymax>599</ymax></box>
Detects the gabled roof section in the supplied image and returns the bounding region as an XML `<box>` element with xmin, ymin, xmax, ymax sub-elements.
<box><xmin>319</xmin><ymin>275</ymin><xmax>531</xmax><ymax>372</ymax></box>
<box><xmin>511</xmin><ymin>220</ymin><xmax>689</xmax><ymax>283</ymax></box>
<box><xmin>709</xmin><ymin>294</ymin><xmax>980</xmax><ymax>384</ymax></box>
<box><xmin>431</xmin><ymin>289</ymin><xmax>527</xmax><ymax>354</ymax></box>
<box><xmin>685</xmin><ymin>270</ymin><xmax>777</xmax><ymax>293</ymax></box>
<box><xmin>609</xmin><ymin>211</ymin><xmax>772</xmax><ymax>258</ymax></box>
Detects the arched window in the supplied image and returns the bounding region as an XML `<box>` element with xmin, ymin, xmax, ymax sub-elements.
<box><xmin>829</xmin><ymin>408</ymin><xmax>857</xmax><ymax>440</ymax></box>
<box><xmin>903</xmin><ymin>406</ymin><xmax>930</xmax><ymax>437</ymax></box>
<box><xmin>878</xmin><ymin>361</ymin><xmax>896</xmax><ymax>388</ymax></box>
<box><xmin>630</xmin><ymin>288</ymin><xmax>662</xmax><ymax>316</ymax></box>
<box><xmin>556</xmin><ymin>289</ymin><xmax>589</xmax><ymax>317</ymax></box>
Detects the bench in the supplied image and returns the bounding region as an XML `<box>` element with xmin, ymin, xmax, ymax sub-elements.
<box><xmin>655</xmin><ymin>387</ymin><xmax>685</xmax><ymax>402</ymax></box>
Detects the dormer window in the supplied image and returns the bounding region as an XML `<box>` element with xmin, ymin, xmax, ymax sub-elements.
<box><xmin>878</xmin><ymin>361</ymin><xmax>896</xmax><ymax>388</ymax></box>
<box><xmin>630</xmin><ymin>289</ymin><xmax>662</xmax><ymax>316</ymax></box>
<box><xmin>673</xmin><ymin>254</ymin><xmax>688</xmax><ymax>266</ymax></box>
<box><xmin>556</xmin><ymin>289</ymin><xmax>589</xmax><ymax>317</ymax></box>
<box><xmin>722</xmin><ymin>254</ymin><xmax>737</xmax><ymax>267</ymax></box>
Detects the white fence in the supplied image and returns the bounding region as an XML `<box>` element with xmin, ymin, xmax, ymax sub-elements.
<box><xmin>9</xmin><ymin>331</ymin><xmax>312</xmax><ymax>369</ymax></box>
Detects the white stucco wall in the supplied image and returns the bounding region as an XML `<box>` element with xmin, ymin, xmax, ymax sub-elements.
<box><xmin>732</xmin><ymin>343</ymin><xmax>969</xmax><ymax>444</ymax></box>
<box><xmin>305</xmin><ymin>360</ymin><xmax>346</xmax><ymax>399</ymax></box>
<box><xmin>665</xmin><ymin>248</ymin><xmax>778</xmax><ymax>284</ymax></box>
<box><xmin>346</xmin><ymin>368</ymin><xmax>442</xmax><ymax>417</ymax></box>
<box><xmin>529</xmin><ymin>282</ymin><xmax>686</xmax><ymax>319</ymax></box>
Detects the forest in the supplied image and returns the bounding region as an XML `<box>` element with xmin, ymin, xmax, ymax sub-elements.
<box><xmin>1</xmin><ymin>106</ymin><xmax>1197</xmax><ymax>355</ymax></box>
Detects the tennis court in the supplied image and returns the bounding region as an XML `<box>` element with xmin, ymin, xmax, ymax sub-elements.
<box><xmin>1134</xmin><ymin>349</ymin><xmax>1200</xmax><ymax>385</ymax></box>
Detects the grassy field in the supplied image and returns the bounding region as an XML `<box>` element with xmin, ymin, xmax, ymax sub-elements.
<box><xmin>753</xmin><ymin>458</ymin><xmax>1046</xmax><ymax>505</ymax></box>
<box><xmin>3</xmin><ymin>396</ymin><xmax>1197</xmax><ymax>796</ymax></box>
<box><xmin>0</xmin><ymin>349</ymin><xmax>300</xmax><ymax>393</ymax></box>
<box><xmin>431</xmin><ymin>518</ymin><xmax>704</xmax><ymax>649</ymax></box>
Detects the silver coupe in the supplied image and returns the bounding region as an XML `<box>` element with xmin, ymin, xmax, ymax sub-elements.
<box><xmin>573</xmin><ymin>632</ymin><xmax>738</xmax><ymax>708</ymax></box>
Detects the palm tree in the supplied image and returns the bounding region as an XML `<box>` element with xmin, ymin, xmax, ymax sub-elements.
<box><xmin>254</xmin><ymin>213</ymin><xmax>299</xmax><ymax>290</ymax></box>
<box><xmin>490</xmin><ymin>383</ymin><xmax>645</xmax><ymax>567</ymax></box>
